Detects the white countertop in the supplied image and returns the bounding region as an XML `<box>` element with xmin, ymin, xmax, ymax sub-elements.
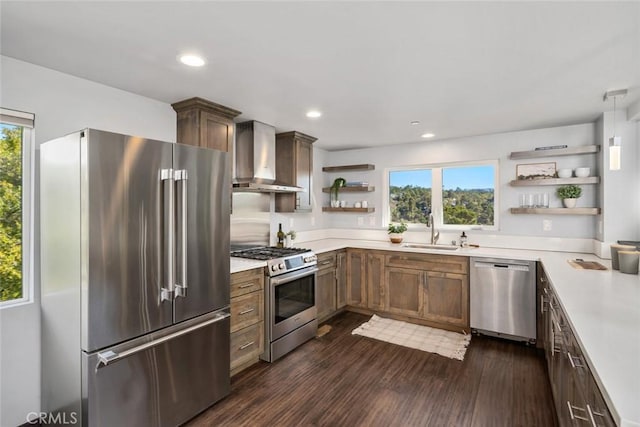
<box><xmin>230</xmin><ymin>239</ymin><xmax>640</xmax><ymax>426</ymax></box>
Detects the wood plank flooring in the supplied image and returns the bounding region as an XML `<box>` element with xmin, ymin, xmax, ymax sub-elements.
<box><xmin>187</xmin><ymin>312</ymin><xmax>557</xmax><ymax>427</ymax></box>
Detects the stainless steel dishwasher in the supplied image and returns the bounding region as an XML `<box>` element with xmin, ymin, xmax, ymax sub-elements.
<box><xmin>470</xmin><ymin>257</ymin><xmax>536</xmax><ymax>343</ymax></box>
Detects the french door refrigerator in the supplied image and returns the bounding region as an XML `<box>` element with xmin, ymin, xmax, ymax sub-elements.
<box><xmin>40</xmin><ymin>129</ymin><xmax>230</xmax><ymax>426</ymax></box>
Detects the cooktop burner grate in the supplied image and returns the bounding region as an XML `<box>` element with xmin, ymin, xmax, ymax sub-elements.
<box><xmin>231</xmin><ymin>246</ymin><xmax>310</xmax><ymax>260</ymax></box>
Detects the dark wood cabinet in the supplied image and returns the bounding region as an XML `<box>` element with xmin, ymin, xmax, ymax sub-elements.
<box><xmin>275</xmin><ymin>131</ymin><xmax>316</xmax><ymax>212</ymax></box>
<box><xmin>171</xmin><ymin>97</ymin><xmax>241</xmax><ymax>152</ymax></box>
<box><xmin>423</xmin><ymin>271</ymin><xmax>468</xmax><ymax>328</ymax></box>
<box><xmin>385</xmin><ymin>267</ymin><xmax>423</xmax><ymax>317</ymax></box>
<box><xmin>316</xmin><ymin>252</ymin><xmax>337</xmax><ymax>322</ymax></box>
<box><xmin>366</xmin><ymin>253</ymin><xmax>386</xmax><ymax>311</ymax></box>
<box><xmin>336</xmin><ymin>251</ymin><xmax>347</xmax><ymax>309</ymax></box>
<box><xmin>346</xmin><ymin>249</ymin><xmax>367</xmax><ymax>307</ymax></box>
<box><xmin>543</xmin><ymin>285</ymin><xmax>615</xmax><ymax>427</ymax></box>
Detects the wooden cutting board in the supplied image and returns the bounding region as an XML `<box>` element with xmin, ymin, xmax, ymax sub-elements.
<box><xmin>567</xmin><ymin>259</ymin><xmax>608</xmax><ymax>270</ymax></box>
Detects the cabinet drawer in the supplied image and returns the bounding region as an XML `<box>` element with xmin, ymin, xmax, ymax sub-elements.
<box><xmin>386</xmin><ymin>253</ymin><xmax>468</xmax><ymax>274</ymax></box>
<box><xmin>230</xmin><ymin>322</ymin><xmax>264</xmax><ymax>371</ymax></box>
<box><xmin>231</xmin><ymin>291</ymin><xmax>264</xmax><ymax>333</ymax></box>
<box><xmin>231</xmin><ymin>268</ymin><xmax>264</xmax><ymax>298</ymax></box>
<box><xmin>317</xmin><ymin>251</ymin><xmax>337</xmax><ymax>270</ymax></box>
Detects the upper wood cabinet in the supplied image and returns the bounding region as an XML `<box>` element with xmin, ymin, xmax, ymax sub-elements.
<box><xmin>275</xmin><ymin>131</ymin><xmax>317</xmax><ymax>212</ymax></box>
<box><xmin>172</xmin><ymin>97</ymin><xmax>241</xmax><ymax>152</ymax></box>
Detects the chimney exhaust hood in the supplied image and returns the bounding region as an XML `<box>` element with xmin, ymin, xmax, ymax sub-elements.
<box><xmin>233</xmin><ymin>121</ymin><xmax>304</xmax><ymax>193</ymax></box>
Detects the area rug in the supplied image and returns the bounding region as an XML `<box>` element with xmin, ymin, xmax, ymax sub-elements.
<box><xmin>352</xmin><ymin>314</ymin><xmax>471</xmax><ymax>361</ymax></box>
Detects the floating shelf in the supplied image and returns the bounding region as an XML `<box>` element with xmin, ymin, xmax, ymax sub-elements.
<box><xmin>322</xmin><ymin>186</ymin><xmax>375</xmax><ymax>193</ymax></box>
<box><xmin>510</xmin><ymin>177</ymin><xmax>600</xmax><ymax>186</ymax></box>
<box><xmin>510</xmin><ymin>207</ymin><xmax>600</xmax><ymax>215</ymax></box>
<box><xmin>322</xmin><ymin>164</ymin><xmax>375</xmax><ymax>172</ymax></box>
<box><xmin>322</xmin><ymin>207</ymin><xmax>375</xmax><ymax>213</ymax></box>
<box><xmin>509</xmin><ymin>145</ymin><xmax>600</xmax><ymax>160</ymax></box>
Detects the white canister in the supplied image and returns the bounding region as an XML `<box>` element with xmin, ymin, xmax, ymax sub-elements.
<box><xmin>361</xmin><ymin>200</ymin><xmax>368</xmax><ymax>208</ymax></box>
<box><xmin>339</xmin><ymin>200</ymin><xmax>346</xmax><ymax>208</ymax></box>
<box><xmin>354</xmin><ymin>202</ymin><xmax>362</xmax><ymax>208</ymax></box>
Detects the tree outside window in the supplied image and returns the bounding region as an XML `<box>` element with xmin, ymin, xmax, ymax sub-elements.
<box><xmin>1</xmin><ymin>124</ymin><xmax>23</xmax><ymax>301</ymax></box>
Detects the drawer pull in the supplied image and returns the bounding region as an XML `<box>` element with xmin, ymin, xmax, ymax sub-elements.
<box><xmin>567</xmin><ymin>401</ymin><xmax>590</xmax><ymax>422</ymax></box>
<box><xmin>239</xmin><ymin>308</ymin><xmax>255</xmax><ymax>315</ymax></box>
<box><xmin>540</xmin><ymin>295</ymin><xmax>548</xmax><ymax>314</ymax></box>
<box><xmin>567</xmin><ymin>352</ymin><xmax>584</xmax><ymax>369</ymax></box>
<box><xmin>238</xmin><ymin>283</ymin><xmax>254</xmax><ymax>289</ymax></box>
<box><xmin>320</xmin><ymin>261</ymin><xmax>332</xmax><ymax>265</ymax></box>
<box><xmin>239</xmin><ymin>341</ymin><xmax>255</xmax><ymax>350</ymax></box>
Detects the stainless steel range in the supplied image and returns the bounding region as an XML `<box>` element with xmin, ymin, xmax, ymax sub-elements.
<box><xmin>232</xmin><ymin>247</ymin><xmax>318</xmax><ymax>362</ymax></box>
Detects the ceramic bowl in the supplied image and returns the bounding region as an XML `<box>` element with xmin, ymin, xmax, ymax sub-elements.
<box><xmin>557</xmin><ymin>168</ymin><xmax>572</xmax><ymax>178</ymax></box>
<box><xmin>574</xmin><ymin>167</ymin><xmax>590</xmax><ymax>177</ymax></box>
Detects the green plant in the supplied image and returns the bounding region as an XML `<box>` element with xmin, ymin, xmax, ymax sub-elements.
<box><xmin>388</xmin><ymin>222</ymin><xmax>408</xmax><ymax>234</ymax></box>
<box><xmin>330</xmin><ymin>177</ymin><xmax>346</xmax><ymax>202</ymax></box>
<box><xmin>556</xmin><ymin>185</ymin><xmax>582</xmax><ymax>199</ymax></box>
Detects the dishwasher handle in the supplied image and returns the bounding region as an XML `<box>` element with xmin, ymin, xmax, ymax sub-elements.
<box><xmin>473</xmin><ymin>261</ymin><xmax>530</xmax><ymax>272</ymax></box>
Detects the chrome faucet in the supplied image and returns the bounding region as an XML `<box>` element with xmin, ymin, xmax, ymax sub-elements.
<box><xmin>428</xmin><ymin>213</ymin><xmax>440</xmax><ymax>245</ymax></box>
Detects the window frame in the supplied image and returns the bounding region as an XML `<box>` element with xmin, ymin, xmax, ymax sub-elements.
<box><xmin>0</xmin><ymin>108</ymin><xmax>35</xmax><ymax>308</ymax></box>
<box><xmin>384</xmin><ymin>159</ymin><xmax>499</xmax><ymax>232</ymax></box>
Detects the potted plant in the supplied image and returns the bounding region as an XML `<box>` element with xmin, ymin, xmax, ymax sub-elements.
<box><xmin>330</xmin><ymin>177</ymin><xmax>346</xmax><ymax>207</ymax></box>
<box><xmin>557</xmin><ymin>184</ymin><xmax>582</xmax><ymax>208</ymax></box>
<box><xmin>388</xmin><ymin>222</ymin><xmax>408</xmax><ymax>243</ymax></box>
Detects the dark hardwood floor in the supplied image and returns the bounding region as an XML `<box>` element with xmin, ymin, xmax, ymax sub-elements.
<box><xmin>187</xmin><ymin>312</ymin><xmax>557</xmax><ymax>427</ymax></box>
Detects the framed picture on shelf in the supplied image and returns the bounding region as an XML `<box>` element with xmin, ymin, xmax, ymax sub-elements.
<box><xmin>516</xmin><ymin>162</ymin><xmax>556</xmax><ymax>180</ymax></box>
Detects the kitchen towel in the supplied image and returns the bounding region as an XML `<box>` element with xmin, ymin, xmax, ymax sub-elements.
<box><xmin>352</xmin><ymin>314</ymin><xmax>471</xmax><ymax>361</ymax></box>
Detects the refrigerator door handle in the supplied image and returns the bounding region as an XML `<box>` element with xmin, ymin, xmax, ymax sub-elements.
<box><xmin>175</xmin><ymin>169</ymin><xmax>188</xmax><ymax>298</ymax></box>
<box><xmin>161</xmin><ymin>168</ymin><xmax>175</xmax><ymax>302</ymax></box>
<box><xmin>96</xmin><ymin>312</ymin><xmax>230</xmax><ymax>369</ymax></box>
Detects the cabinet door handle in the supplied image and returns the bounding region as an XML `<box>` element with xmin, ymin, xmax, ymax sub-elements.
<box><xmin>567</xmin><ymin>401</ymin><xmax>590</xmax><ymax>422</ymax></box>
<box><xmin>540</xmin><ymin>295</ymin><xmax>548</xmax><ymax>314</ymax></box>
<box><xmin>320</xmin><ymin>261</ymin><xmax>332</xmax><ymax>265</ymax></box>
<box><xmin>239</xmin><ymin>308</ymin><xmax>255</xmax><ymax>315</ymax></box>
<box><xmin>239</xmin><ymin>341</ymin><xmax>255</xmax><ymax>350</ymax></box>
<box><xmin>238</xmin><ymin>283</ymin><xmax>254</xmax><ymax>289</ymax></box>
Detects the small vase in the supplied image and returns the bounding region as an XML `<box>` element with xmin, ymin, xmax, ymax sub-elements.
<box><xmin>563</xmin><ymin>198</ymin><xmax>577</xmax><ymax>208</ymax></box>
<box><xmin>389</xmin><ymin>233</ymin><xmax>404</xmax><ymax>244</ymax></box>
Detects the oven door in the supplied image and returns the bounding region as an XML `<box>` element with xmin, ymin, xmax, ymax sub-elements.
<box><xmin>269</xmin><ymin>267</ymin><xmax>318</xmax><ymax>341</ymax></box>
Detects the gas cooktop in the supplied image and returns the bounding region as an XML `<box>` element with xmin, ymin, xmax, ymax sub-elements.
<box><xmin>231</xmin><ymin>246</ymin><xmax>310</xmax><ymax>261</ymax></box>
<box><xmin>231</xmin><ymin>246</ymin><xmax>317</xmax><ymax>276</ymax></box>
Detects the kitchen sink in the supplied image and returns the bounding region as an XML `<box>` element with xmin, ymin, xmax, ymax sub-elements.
<box><xmin>401</xmin><ymin>243</ymin><xmax>459</xmax><ymax>251</ymax></box>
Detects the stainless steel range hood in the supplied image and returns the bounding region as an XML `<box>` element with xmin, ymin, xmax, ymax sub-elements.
<box><xmin>233</xmin><ymin>121</ymin><xmax>304</xmax><ymax>193</ymax></box>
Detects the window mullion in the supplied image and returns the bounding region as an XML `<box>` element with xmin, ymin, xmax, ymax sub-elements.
<box><xmin>431</xmin><ymin>168</ymin><xmax>443</xmax><ymax>227</ymax></box>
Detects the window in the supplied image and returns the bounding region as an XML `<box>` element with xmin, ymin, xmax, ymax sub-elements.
<box><xmin>1</xmin><ymin>108</ymin><xmax>34</xmax><ymax>305</ymax></box>
<box><xmin>387</xmin><ymin>161</ymin><xmax>497</xmax><ymax>230</ymax></box>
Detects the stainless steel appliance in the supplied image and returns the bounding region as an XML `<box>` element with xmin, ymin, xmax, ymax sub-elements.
<box><xmin>232</xmin><ymin>120</ymin><xmax>304</xmax><ymax>193</ymax></box>
<box><xmin>40</xmin><ymin>129</ymin><xmax>231</xmax><ymax>426</ymax></box>
<box><xmin>232</xmin><ymin>247</ymin><xmax>318</xmax><ymax>362</ymax></box>
<box><xmin>470</xmin><ymin>257</ymin><xmax>536</xmax><ymax>343</ymax></box>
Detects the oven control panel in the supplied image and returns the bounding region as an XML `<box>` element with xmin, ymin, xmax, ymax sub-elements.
<box><xmin>267</xmin><ymin>252</ymin><xmax>317</xmax><ymax>276</ymax></box>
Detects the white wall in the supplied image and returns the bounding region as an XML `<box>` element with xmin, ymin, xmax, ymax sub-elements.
<box><xmin>0</xmin><ymin>56</ymin><xmax>176</xmax><ymax>427</ymax></box>
<box><xmin>323</xmin><ymin>124</ymin><xmax>600</xmax><ymax>239</ymax></box>
<box><xmin>595</xmin><ymin>110</ymin><xmax>640</xmax><ymax>256</ymax></box>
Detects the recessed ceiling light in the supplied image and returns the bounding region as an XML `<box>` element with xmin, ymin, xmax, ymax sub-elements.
<box><xmin>306</xmin><ymin>110</ymin><xmax>322</xmax><ymax>118</ymax></box>
<box><xmin>421</xmin><ymin>133</ymin><xmax>435</xmax><ymax>138</ymax></box>
<box><xmin>178</xmin><ymin>54</ymin><xmax>205</xmax><ymax>67</ymax></box>
<box><xmin>410</xmin><ymin>121</ymin><xmax>420</xmax><ymax>125</ymax></box>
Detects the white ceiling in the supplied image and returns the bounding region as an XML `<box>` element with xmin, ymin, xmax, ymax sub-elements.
<box><xmin>1</xmin><ymin>1</ymin><xmax>639</xmax><ymax>150</ymax></box>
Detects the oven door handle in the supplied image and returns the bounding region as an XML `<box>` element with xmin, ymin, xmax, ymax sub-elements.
<box><xmin>271</xmin><ymin>268</ymin><xmax>319</xmax><ymax>286</ymax></box>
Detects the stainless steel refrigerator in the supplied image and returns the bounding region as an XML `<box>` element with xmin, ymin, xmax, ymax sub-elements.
<box><xmin>40</xmin><ymin>129</ymin><xmax>230</xmax><ymax>426</ymax></box>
